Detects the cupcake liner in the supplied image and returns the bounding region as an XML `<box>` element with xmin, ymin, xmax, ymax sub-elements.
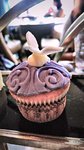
<box><xmin>11</xmin><ymin>87</ymin><xmax>67</xmax><ymax>122</ymax></box>
<box><xmin>9</xmin><ymin>83</ymin><xmax>70</xmax><ymax>122</ymax></box>
<box><xmin>17</xmin><ymin>96</ymin><xmax>66</xmax><ymax>123</ymax></box>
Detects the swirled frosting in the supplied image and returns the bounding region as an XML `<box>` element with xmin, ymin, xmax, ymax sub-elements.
<box><xmin>6</xmin><ymin>61</ymin><xmax>70</xmax><ymax>96</ymax></box>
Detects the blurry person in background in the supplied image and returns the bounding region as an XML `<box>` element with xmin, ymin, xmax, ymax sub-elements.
<box><xmin>0</xmin><ymin>0</ymin><xmax>9</xmax><ymax>35</ymax></box>
<box><xmin>0</xmin><ymin>0</ymin><xmax>9</xmax><ymax>18</ymax></box>
<box><xmin>62</xmin><ymin>0</ymin><xmax>84</xmax><ymax>36</ymax></box>
<box><xmin>53</xmin><ymin>0</ymin><xmax>65</xmax><ymax>17</ymax></box>
<box><xmin>61</xmin><ymin>0</ymin><xmax>84</xmax><ymax>71</ymax></box>
<box><xmin>44</xmin><ymin>0</ymin><xmax>65</xmax><ymax>17</ymax></box>
<box><xmin>0</xmin><ymin>0</ymin><xmax>18</xmax><ymax>67</ymax></box>
<box><xmin>53</xmin><ymin>0</ymin><xmax>84</xmax><ymax>66</ymax></box>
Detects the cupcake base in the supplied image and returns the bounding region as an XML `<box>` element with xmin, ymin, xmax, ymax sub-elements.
<box><xmin>10</xmin><ymin>83</ymin><xmax>70</xmax><ymax>123</ymax></box>
<box><xmin>17</xmin><ymin>96</ymin><xmax>66</xmax><ymax>123</ymax></box>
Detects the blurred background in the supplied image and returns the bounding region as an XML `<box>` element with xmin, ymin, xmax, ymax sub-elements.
<box><xmin>9</xmin><ymin>0</ymin><xmax>73</xmax><ymax>17</ymax></box>
<box><xmin>0</xmin><ymin>0</ymin><xmax>84</xmax><ymax>74</ymax></box>
<box><xmin>0</xmin><ymin>1</ymin><xmax>84</xmax><ymax>150</ymax></box>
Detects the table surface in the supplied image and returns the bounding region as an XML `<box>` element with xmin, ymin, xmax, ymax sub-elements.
<box><xmin>0</xmin><ymin>78</ymin><xmax>84</xmax><ymax>149</ymax></box>
<box><xmin>8</xmin><ymin>16</ymin><xmax>66</xmax><ymax>26</ymax></box>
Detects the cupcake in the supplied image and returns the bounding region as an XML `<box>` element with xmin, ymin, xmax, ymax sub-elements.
<box><xmin>6</xmin><ymin>32</ymin><xmax>70</xmax><ymax>123</ymax></box>
<box><xmin>0</xmin><ymin>72</ymin><xmax>7</xmax><ymax>118</ymax></box>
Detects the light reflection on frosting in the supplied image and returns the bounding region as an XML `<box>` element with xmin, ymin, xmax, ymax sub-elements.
<box><xmin>6</xmin><ymin>61</ymin><xmax>70</xmax><ymax>96</ymax></box>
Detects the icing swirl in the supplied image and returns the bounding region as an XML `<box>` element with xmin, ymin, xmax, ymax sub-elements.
<box><xmin>6</xmin><ymin>61</ymin><xmax>70</xmax><ymax>96</ymax></box>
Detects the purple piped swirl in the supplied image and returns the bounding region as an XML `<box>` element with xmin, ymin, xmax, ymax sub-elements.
<box><xmin>6</xmin><ymin>61</ymin><xmax>70</xmax><ymax>96</ymax></box>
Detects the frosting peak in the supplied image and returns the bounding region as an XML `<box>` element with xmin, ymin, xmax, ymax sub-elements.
<box><xmin>28</xmin><ymin>52</ymin><xmax>50</xmax><ymax>67</ymax></box>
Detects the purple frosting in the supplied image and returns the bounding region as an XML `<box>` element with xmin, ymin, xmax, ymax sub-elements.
<box><xmin>6</xmin><ymin>61</ymin><xmax>70</xmax><ymax>96</ymax></box>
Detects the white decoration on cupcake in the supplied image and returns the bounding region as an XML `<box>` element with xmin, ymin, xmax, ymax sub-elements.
<box><xmin>41</xmin><ymin>46</ymin><xmax>63</xmax><ymax>55</ymax></box>
<box><xmin>26</xmin><ymin>31</ymin><xmax>63</xmax><ymax>67</ymax></box>
<box><xmin>0</xmin><ymin>72</ymin><xmax>5</xmax><ymax>91</ymax></box>
<box><xmin>26</xmin><ymin>31</ymin><xmax>39</xmax><ymax>53</ymax></box>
